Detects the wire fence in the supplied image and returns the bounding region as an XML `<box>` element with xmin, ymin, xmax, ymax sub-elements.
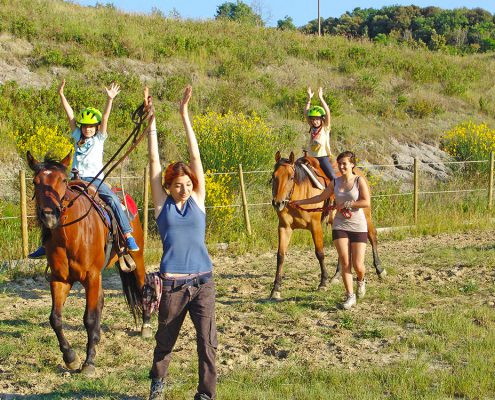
<box><xmin>1</xmin><ymin>154</ymin><xmax>494</xmax><ymax>258</ymax></box>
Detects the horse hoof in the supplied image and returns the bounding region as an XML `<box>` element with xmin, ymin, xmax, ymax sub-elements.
<box><xmin>141</xmin><ymin>324</ymin><xmax>153</xmax><ymax>339</ymax></box>
<box><xmin>378</xmin><ymin>269</ymin><xmax>387</xmax><ymax>279</ymax></box>
<box><xmin>269</xmin><ymin>291</ymin><xmax>282</xmax><ymax>301</ymax></box>
<box><xmin>318</xmin><ymin>285</ymin><xmax>328</xmax><ymax>292</ymax></box>
<box><xmin>65</xmin><ymin>354</ymin><xmax>81</xmax><ymax>371</ymax></box>
<box><xmin>80</xmin><ymin>363</ymin><xmax>96</xmax><ymax>377</ymax></box>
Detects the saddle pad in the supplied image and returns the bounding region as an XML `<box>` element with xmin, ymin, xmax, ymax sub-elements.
<box><xmin>111</xmin><ymin>187</ymin><xmax>139</xmax><ymax>217</ymax></box>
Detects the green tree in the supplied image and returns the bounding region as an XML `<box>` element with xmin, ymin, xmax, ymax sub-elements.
<box><xmin>277</xmin><ymin>15</ymin><xmax>296</xmax><ymax>31</ymax></box>
<box><xmin>215</xmin><ymin>1</ymin><xmax>264</xmax><ymax>26</ymax></box>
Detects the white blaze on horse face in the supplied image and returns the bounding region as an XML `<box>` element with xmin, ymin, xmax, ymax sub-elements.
<box><xmin>43</xmin><ymin>170</ymin><xmax>53</xmax><ymax>175</ymax></box>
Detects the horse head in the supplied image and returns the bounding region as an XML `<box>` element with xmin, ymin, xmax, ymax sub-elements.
<box><xmin>271</xmin><ymin>151</ymin><xmax>296</xmax><ymax>212</ymax></box>
<box><xmin>27</xmin><ymin>151</ymin><xmax>72</xmax><ymax>229</ymax></box>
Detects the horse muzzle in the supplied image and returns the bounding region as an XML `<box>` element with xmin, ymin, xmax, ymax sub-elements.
<box><xmin>39</xmin><ymin>208</ymin><xmax>61</xmax><ymax>229</ymax></box>
<box><xmin>271</xmin><ymin>199</ymin><xmax>288</xmax><ymax>212</ymax></box>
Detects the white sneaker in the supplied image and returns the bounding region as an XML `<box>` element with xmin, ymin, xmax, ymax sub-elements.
<box><xmin>357</xmin><ymin>279</ymin><xmax>366</xmax><ymax>299</ymax></box>
<box><xmin>342</xmin><ymin>293</ymin><xmax>356</xmax><ymax>310</ymax></box>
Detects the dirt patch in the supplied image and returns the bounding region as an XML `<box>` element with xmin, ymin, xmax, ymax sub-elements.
<box><xmin>1</xmin><ymin>230</ymin><xmax>495</xmax><ymax>395</ymax></box>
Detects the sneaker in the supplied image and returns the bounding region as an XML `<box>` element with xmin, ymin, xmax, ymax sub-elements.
<box><xmin>126</xmin><ymin>236</ymin><xmax>140</xmax><ymax>252</ymax></box>
<box><xmin>28</xmin><ymin>246</ymin><xmax>46</xmax><ymax>259</ymax></box>
<box><xmin>149</xmin><ymin>378</ymin><xmax>164</xmax><ymax>400</ymax></box>
<box><xmin>342</xmin><ymin>293</ymin><xmax>356</xmax><ymax>310</ymax></box>
<box><xmin>357</xmin><ymin>279</ymin><xmax>366</xmax><ymax>299</ymax></box>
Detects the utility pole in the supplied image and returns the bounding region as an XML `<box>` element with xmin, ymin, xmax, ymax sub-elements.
<box><xmin>318</xmin><ymin>0</ymin><xmax>321</xmax><ymax>36</ymax></box>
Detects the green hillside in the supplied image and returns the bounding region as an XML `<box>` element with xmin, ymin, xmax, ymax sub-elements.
<box><xmin>1</xmin><ymin>0</ymin><xmax>495</xmax><ymax>172</ymax></box>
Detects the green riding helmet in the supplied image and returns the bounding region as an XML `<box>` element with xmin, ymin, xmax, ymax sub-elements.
<box><xmin>307</xmin><ymin>106</ymin><xmax>326</xmax><ymax>118</ymax></box>
<box><xmin>77</xmin><ymin>107</ymin><xmax>102</xmax><ymax>125</ymax></box>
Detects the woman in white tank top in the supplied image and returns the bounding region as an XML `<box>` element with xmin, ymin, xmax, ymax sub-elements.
<box><xmin>291</xmin><ymin>151</ymin><xmax>371</xmax><ymax>310</ymax></box>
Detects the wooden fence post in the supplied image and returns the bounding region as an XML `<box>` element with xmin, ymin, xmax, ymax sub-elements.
<box><xmin>238</xmin><ymin>164</ymin><xmax>252</xmax><ymax>235</ymax></box>
<box><xmin>19</xmin><ymin>169</ymin><xmax>28</xmax><ymax>258</ymax></box>
<box><xmin>413</xmin><ymin>158</ymin><xmax>419</xmax><ymax>225</ymax></box>
<box><xmin>143</xmin><ymin>164</ymin><xmax>150</xmax><ymax>247</ymax></box>
<box><xmin>489</xmin><ymin>151</ymin><xmax>494</xmax><ymax>210</ymax></box>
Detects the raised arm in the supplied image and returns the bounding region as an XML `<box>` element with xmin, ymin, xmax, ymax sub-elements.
<box><xmin>145</xmin><ymin>88</ymin><xmax>167</xmax><ymax>217</ymax></box>
<box><xmin>304</xmin><ymin>86</ymin><xmax>314</xmax><ymax>124</ymax></box>
<box><xmin>180</xmin><ymin>86</ymin><xmax>206</xmax><ymax>203</ymax></box>
<box><xmin>318</xmin><ymin>87</ymin><xmax>331</xmax><ymax>130</ymax></box>
<box><xmin>58</xmin><ymin>80</ymin><xmax>77</xmax><ymax>132</ymax></box>
<box><xmin>100</xmin><ymin>83</ymin><xmax>120</xmax><ymax>134</ymax></box>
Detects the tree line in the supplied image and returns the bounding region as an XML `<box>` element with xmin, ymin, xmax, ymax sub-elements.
<box><xmin>216</xmin><ymin>1</ymin><xmax>495</xmax><ymax>53</ymax></box>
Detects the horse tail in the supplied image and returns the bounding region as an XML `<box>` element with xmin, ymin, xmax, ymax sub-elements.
<box><xmin>117</xmin><ymin>267</ymin><xmax>143</xmax><ymax>324</ymax></box>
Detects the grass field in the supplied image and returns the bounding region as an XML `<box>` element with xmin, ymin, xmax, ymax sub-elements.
<box><xmin>1</xmin><ymin>230</ymin><xmax>494</xmax><ymax>399</ymax></box>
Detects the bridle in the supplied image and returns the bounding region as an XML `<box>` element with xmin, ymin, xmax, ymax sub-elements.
<box><xmin>33</xmin><ymin>169</ymin><xmax>96</xmax><ymax>228</ymax></box>
<box><xmin>271</xmin><ymin>161</ymin><xmax>296</xmax><ymax>208</ymax></box>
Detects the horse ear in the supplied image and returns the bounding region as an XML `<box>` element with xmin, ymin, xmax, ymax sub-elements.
<box><xmin>275</xmin><ymin>151</ymin><xmax>281</xmax><ymax>163</ymax></box>
<box><xmin>60</xmin><ymin>150</ymin><xmax>73</xmax><ymax>168</ymax></box>
<box><xmin>289</xmin><ymin>151</ymin><xmax>295</xmax><ymax>164</ymax></box>
<box><xmin>26</xmin><ymin>151</ymin><xmax>39</xmax><ymax>171</ymax></box>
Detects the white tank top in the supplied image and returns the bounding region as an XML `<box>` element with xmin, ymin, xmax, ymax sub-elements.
<box><xmin>333</xmin><ymin>176</ymin><xmax>368</xmax><ymax>232</ymax></box>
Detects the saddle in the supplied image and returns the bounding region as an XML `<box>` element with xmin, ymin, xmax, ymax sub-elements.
<box><xmin>296</xmin><ymin>156</ymin><xmax>336</xmax><ymax>224</ymax></box>
<box><xmin>69</xmin><ymin>178</ymin><xmax>137</xmax><ymax>273</ymax></box>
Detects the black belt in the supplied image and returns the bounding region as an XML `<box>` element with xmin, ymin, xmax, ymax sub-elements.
<box><xmin>161</xmin><ymin>272</ymin><xmax>212</xmax><ymax>290</ymax></box>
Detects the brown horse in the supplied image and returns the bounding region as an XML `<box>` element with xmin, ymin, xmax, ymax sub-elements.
<box><xmin>270</xmin><ymin>151</ymin><xmax>385</xmax><ymax>300</ymax></box>
<box><xmin>27</xmin><ymin>151</ymin><xmax>151</xmax><ymax>376</ymax></box>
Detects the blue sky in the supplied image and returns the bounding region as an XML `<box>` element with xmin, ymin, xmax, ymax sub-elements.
<box><xmin>73</xmin><ymin>1</ymin><xmax>495</xmax><ymax>27</ymax></box>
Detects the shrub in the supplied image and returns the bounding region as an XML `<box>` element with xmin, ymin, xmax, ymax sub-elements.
<box><xmin>13</xmin><ymin>125</ymin><xmax>73</xmax><ymax>164</ymax></box>
<box><xmin>442</xmin><ymin>121</ymin><xmax>495</xmax><ymax>162</ymax></box>
<box><xmin>204</xmin><ymin>171</ymin><xmax>236</xmax><ymax>231</ymax></box>
<box><xmin>406</xmin><ymin>98</ymin><xmax>443</xmax><ymax>118</ymax></box>
<box><xmin>193</xmin><ymin>110</ymin><xmax>273</xmax><ymax>173</ymax></box>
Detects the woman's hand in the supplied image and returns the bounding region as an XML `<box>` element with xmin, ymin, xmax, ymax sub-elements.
<box><xmin>58</xmin><ymin>79</ymin><xmax>66</xmax><ymax>96</ymax></box>
<box><xmin>307</xmin><ymin>86</ymin><xmax>314</xmax><ymax>100</ymax></box>
<box><xmin>144</xmin><ymin>87</ymin><xmax>154</xmax><ymax>116</ymax></box>
<box><xmin>180</xmin><ymin>85</ymin><xmax>192</xmax><ymax>111</ymax></box>
<box><xmin>105</xmin><ymin>82</ymin><xmax>121</xmax><ymax>100</ymax></box>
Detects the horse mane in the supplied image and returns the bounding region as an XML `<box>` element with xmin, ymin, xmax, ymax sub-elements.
<box><xmin>274</xmin><ymin>158</ymin><xmax>310</xmax><ymax>185</ymax></box>
<box><xmin>32</xmin><ymin>155</ymin><xmax>69</xmax><ymax>175</ymax></box>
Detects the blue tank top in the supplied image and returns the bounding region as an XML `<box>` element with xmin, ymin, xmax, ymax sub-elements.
<box><xmin>156</xmin><ymin>195</ymin><xmax>212</xmax><ymax>274</ymax></box>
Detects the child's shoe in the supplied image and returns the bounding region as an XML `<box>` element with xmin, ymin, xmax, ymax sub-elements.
<box><xmin>28</xmin><ymin>246</ymin><xmax>46</xmax><ymax>259</ymax></box>
<box><xmin>126</xmin><ymin>236</ymin><xmax>140</xmax><ymax>252</ymax></box>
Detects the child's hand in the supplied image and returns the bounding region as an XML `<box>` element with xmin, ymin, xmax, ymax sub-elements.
<box><xmin>180</xmin><ymin>85</ymin><xmax>192</xmax><ymax>110</ymax></box>
<box><xmin>318</xmin><ymin>87</ymin><xmax>324</xmax><ymax>98</ymax></box>
<box><xmin>105</xmin><ymin>83</ymin><xmax>121</xmax><ymax>100</ymax></box>
<box><xmin>58</xmin><ymin>79</ymin><xmax>66</xmax><ymax>95</ymax></box>
<box><xmin>307</xmin><ymin>86</ymin><xmax>314</xmax><ymax>99</ymax></box>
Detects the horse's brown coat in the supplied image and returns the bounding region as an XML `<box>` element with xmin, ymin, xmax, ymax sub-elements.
<box><xmin>27</xmin><ymin>151</ymin><xmax>150</xmax><ymax>374</ymax></box>
<box><xmin>270</xmin><ymin>151</ymin><xmax>385</xmax><ymax>299</ymax></box>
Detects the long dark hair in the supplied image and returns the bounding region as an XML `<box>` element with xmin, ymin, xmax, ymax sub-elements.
<box><xmin>337</xmin><ymin>151</ymin><xmax>356</xmax><ymax>168</ymax></box>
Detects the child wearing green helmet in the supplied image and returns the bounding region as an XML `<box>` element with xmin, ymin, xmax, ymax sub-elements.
<box><xmin>28</xmin><ymin>79</ymin><xmax>139</xmax><ymax>258</ymax></box>
<box><xmin>305</xmin><ymin>86</ymin><xmax>337</xmax><ymax>181</ymax></box>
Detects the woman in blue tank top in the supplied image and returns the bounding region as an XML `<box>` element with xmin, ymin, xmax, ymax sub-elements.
<box><xmin>146</xmin><ymin>86</ymin><xmax>217</xmax><ymax>400</ymax></box>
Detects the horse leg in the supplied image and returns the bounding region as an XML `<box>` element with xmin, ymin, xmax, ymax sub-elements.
<box><xmin>270</xmin><ymin>226</ymin><xmax>292</xmax><ymax>300</ymax></box>
<box><xmin>367</xmin><ymin>221</ymin><xmax>386</xmax><ymax>278</ymax></box>
<box><xmin>310</xmin><ymin>221</ymin><xmax>328</xmax><ymax>290</ymax></box>
<box><xmin>50</xmin><ymin>280</ymin><xmax>80</xmax><ymax>370</ymax></box>
<box><xmin>81</xmin><ymin>275</ymin><xmax>103</xmax><ymax>376</ymax></box>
